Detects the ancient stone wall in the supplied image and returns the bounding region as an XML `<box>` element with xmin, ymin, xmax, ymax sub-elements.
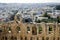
<box><xmin>0</xmin><ymin>22</ymin><xmax>60</xmax><ymax>40</ymax></box>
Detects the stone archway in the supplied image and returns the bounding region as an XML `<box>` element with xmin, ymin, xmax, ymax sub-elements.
<box><xmin>20</xmin><ymin>36</ymin><xmax>23</xmax><ymax>40</ymax></box>
<box><xmin>32</xmin><ymin>26</ymin><xmax>37</xmax><ymax>35</ymax></box>
<box><xmin>1</xmin><ymin>36</ymin><xmax>7</xmax><ymax>40</ymax></box>
<box><xmin>10</xmin><ymin>36</ymin><xmax>17</xmax><ymax>40</ymax></box>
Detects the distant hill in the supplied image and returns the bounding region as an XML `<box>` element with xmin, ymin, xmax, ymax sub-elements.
<box><xmin>0</xmin><ymin>3</ymin><xmax>60</xmax><ymax>8</ymax></box>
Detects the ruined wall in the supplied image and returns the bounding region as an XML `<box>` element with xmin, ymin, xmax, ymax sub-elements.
<box><xmin>0</xmin><ymin>14</ymin><xmax>60</xmax><ymax>40</ymax></box>
<box><xmin>0</xmin><ymin>22</ymin><xmax>60</xmax><ymax>40</ymax></box>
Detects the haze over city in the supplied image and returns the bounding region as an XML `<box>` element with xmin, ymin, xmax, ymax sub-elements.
<box><xmin>0</xmin><ymin>0</ymin><xmax>60</xmax><ymax>3</ymax></box>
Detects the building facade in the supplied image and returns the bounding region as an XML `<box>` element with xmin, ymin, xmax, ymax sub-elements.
<box><xmin>0</xmin><ymin>14</ymin><xmax>60</xmax><ymax>40</ymax></box>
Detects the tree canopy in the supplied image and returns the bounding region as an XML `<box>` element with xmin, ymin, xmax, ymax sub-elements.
<box><xmin>55</xmin><ymin>5</ymin><xmax>60</xmax><ymax>10</ymax></box>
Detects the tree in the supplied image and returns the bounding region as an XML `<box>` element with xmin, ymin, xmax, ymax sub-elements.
<box><xmin>57</xmin><ymin>16</ymin><xmax>60</xmax><ymax>23</ymax></box>
<box><xmin>55</xmin><ymin>5</ymin><xmax>60</xmax><ymax>10</ymax></box>
<box><xmin>43</xmin><ymin>12</ymin><xmax>48</xmax><ymax>17</ymax></box>
<box><xmin>43</xmin><ymin>12</ymin><xmax>50</xmax><ymax>19</ymax></box>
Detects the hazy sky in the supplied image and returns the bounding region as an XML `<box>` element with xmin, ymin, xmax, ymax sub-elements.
<box><xmin>0</xmin><ymin>0</ymin><xmax>60</xmax><ymax>3</ymax></box>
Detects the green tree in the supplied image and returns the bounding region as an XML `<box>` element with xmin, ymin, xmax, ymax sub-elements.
<box><xmin>55</xmin><ymin>5</ymin><xmax>60</xmax><ymax>10</ymax></box>
<box><xmin>57</xmin><ymin>16</ymin><xmax>60</xmax><ymax>23</ymax></box>
<box><xmin>43</xmin><ymin>12</ymin><xmax>50</xmax><ymax>19</ymax></box>
<box><xmin>43</xmin><ymin>12</ymin><xmax>48</xmax><ymax>17</ymax></box>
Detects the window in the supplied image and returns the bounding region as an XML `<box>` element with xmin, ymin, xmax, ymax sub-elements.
<box><xmin>16</xmin><ymin>26</ymin><xmax>20</xmax><ymax>33</ymax></box>
<box><xmin>38</xmin><ymin>26</ymin><xmax>42</xmax><ymax>34</ymax></box>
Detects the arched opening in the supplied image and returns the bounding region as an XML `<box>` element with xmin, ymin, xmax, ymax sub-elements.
<box><xmin>5</xmin><ymin>36</ymin><xmax>7</xmax><ymax>40</ymax></box>
<box><xmin>48</xmin><ymin>25</ymin><xmax>52</xmax><ymax>34</ymax></box>
<box><xmin>16</xmin><ymin>26</ymin><xmax>20</xmax><ymax>33</ymax></box>
<box><xmin>10</xmin><ymin>36</ymin><xmax>14</xmax><ymax>40</ymax></box>
<box><xmin>27</xmin><ymin>27</ymin><xmax>30</xmax><ymax>33</ymax></box>
<box><xmin>20</xmin><ymin>37</ymin><xmax>23</xmax><ymax>40</ymax></box>
<box><xmin>1</xmin><ymin>36</ymin><xmax>4</xmax><ymax>40</ymax></box>
<box><xmin>14</xmin><ymin>37</ymin><xmax>17</xmax><ymax>40</ymax></box>
<box><xmin>25</xmin><ymin>37</ymin><xmax>27</xmax><ymax>40</ymax></box>
<box><xmin>30</xmin><ymin>37</ymin><xmax>33</xmax><ymax>40</ymax></box>
<box><xmin>7</xmin><ymin>26</ymin><xmax>11</xmax><ymax>33</ymax></box>
<box><xmin>42</xmin><ymin>37</ymin><xmax>44</xmax><ymax>40</ymax></box>
<box><xmin>10</xmin><ymin>36</ymin><xmax>17</xmax><ymax>40</ymax></box>
<box><xmin>53</xmin><ymin>37</ymin><xmax>55</xmax><ymax>40</ymax></box>
<box><xmin>57</xmin><ymin>37</ymin><xmax>60</xmax><ymax>40</ymax></box>
<box><xmin>38</xmin><ymin>26</ymin><xmax>42</xmax><ymax>34</ymax></box>
<box><xmin>0</xmin><ymin>29</ymin><xmax>2</xmax><ymax>33</ymax></box>
<box><xmin>1</xmin><ymin>36</ymin><xmax>7</xmax><ymax>40</ymax></box>
<box><xmin>37</xmin><ymin>37</ymin><xmax>39</xmax><ymax>40</ymax></box>
<box><xmin>46</xmin><ymin>37</ymin><xmax>49</xmax><ymax>40</ymax></box>
<box><xmin>16</xmin><ymin>14</ymin><xmax>20</xmax><ymax>21</ymax></box>
<box><xmin>32</xmin><ymin>26</ymin><xmax>37</xmax><ymax>35</ymax></box>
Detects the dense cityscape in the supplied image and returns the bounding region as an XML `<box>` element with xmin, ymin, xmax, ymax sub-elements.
<box><xmin>0</xmin><ymin>3</ymin><xmax>60</xmax><ymax>23</ymax></box>
<box><xmin>0</xmin><ymin>3</ymin><xmax>60</xmax><ymax>40</ymax></box>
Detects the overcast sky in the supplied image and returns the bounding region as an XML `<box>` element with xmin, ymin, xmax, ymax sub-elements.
<box><xmin>0</xmin><ymin>0</ymin><xmax>60</xmax><ymax>3</ymax></box>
